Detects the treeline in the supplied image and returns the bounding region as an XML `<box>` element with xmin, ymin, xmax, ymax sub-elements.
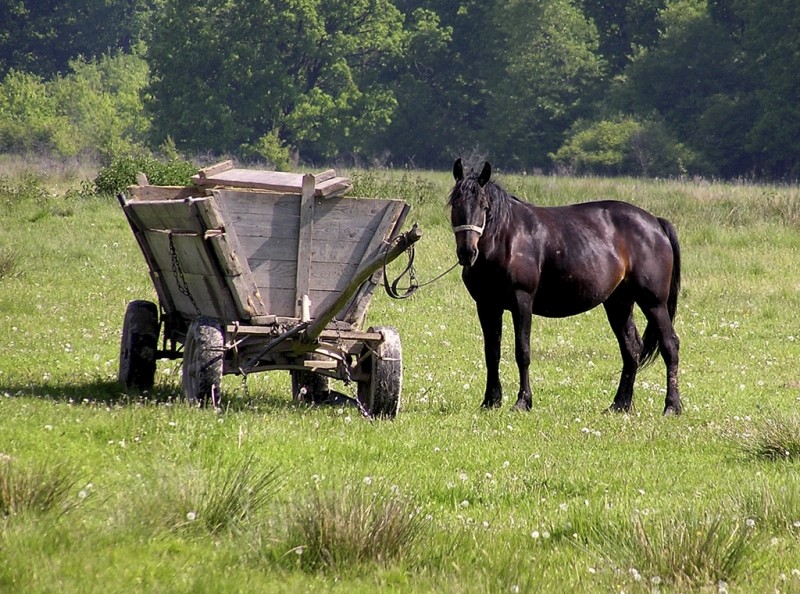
<box><xmin>0</xmin><ymin>0</ymin><xmax>797</xmax><ymax>178</ymax></box>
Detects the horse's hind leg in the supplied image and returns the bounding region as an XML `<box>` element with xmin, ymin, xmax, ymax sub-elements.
<box><xmin>642</xmin><ymin>305</ymin><xmax>681</xmax><ymax>415</ymax></box>
<box><xmin>603</xmin><ymin>298</ymin><xmax>642</xmax><ymax>413</ymax></box>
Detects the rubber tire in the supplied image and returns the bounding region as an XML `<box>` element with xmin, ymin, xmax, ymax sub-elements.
<box><xmin>118</xmin><ymin>300</ymin><xmax>159</xmax><ymax>390</ymax></box>
<box><xmin>357</xmin><ymin>326</ymin><xmax>402</xmax><ymax>418</ymax></box>
<box><xmin>182</xmin><ymin>316</ymin><xmax>224</xmax><ymax>407</ymax></box>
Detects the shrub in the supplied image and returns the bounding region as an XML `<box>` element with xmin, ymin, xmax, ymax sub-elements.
<box><xmin>552</xmin><ymin>116</ymin><xmax>704</xmax><ymax>177</ymax></box>
<box><xmin>94</xmin><ymin>154</ymin><xmax>196</xmax><ymax>195</ymax></box>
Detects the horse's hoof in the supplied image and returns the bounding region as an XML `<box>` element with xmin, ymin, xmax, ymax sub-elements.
<box><xmin>606</xmin><ymin>403</ymin><xmax>631</xmax><ymax>414</ymax></box>
<box><xmin>481</xmin><ymin>400</ymin><xmax>502</xmax><ymax>410</ymax></box>
<box><xmin>511</xmin><ymin>400</ymin><xmax>531</xmax><ymax>412</ymax></box>
<box><xmin>663</xmin><ymin>405</ymin><xmax>682</xmax><ymax>416</ymax></box>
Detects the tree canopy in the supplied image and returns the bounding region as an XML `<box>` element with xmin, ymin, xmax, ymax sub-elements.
<box><xmin>0</xmin><ymin>0</ymin><xmax>798</xmax><ymax>178</ymax></box>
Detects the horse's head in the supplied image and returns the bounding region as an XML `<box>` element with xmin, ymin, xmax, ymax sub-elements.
<box><xmin>448</xmin><ymin>158</ymin><xmax>492</xmax><ymax>267</ymax></box>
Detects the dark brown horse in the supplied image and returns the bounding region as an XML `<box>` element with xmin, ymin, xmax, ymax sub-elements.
<box><xmin>448</xmin><ymin>159</ymin><xmax>682</xmax><ymax>415</ymax></box>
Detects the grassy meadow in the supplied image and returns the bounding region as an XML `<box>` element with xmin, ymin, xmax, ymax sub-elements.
<box><xmin>2</xmin><ymin>156</ymin><xmax>800</xmax><ymax>592</ymax></box>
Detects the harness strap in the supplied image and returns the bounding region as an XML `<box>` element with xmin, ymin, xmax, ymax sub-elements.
<box><xmin>452</xmin><ymin>212</ymin><xmax>487</xmax><ymax>236</ymax></box>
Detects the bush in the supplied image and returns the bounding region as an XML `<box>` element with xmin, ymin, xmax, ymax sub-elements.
<box><xmin>94</xmin><ymin>154</ymin><xmax>196</xmax><ymax>195</ymax></box>
<box><xmin>552</xmin><ymin>116</ymin><xmax>705</xmax><ymax>177</ymax></box>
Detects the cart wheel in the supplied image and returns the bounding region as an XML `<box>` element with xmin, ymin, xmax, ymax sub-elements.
<box><xmin>291</xmin><ymin>364</ymin><xmax>330</xmax><ymax>403</ymax></box>
<box><xmin>182</xmin><ymin>316</ymin><xmax>224</xmax><ymax>408</ymax></box>
<box><xmin>357</xmin><ymin>326</ymin><xmax>402</xmax><ymax>418</ymax></box>
<box><xmin>118</xmin><ymin>300</ymin><xmax>159</xmax><ymax>390</ymax></box>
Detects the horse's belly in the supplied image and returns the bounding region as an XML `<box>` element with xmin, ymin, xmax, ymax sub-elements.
<box><xmin>531</xmin><ymin>286</ymin><xmax>605</xmax><ymax>318</ymax></box>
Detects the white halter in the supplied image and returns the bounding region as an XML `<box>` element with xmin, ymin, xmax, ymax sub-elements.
<box><xmin>452</xmin><ymin>211</ymin><xmax>487</xmax><ymax>236</ymax></box>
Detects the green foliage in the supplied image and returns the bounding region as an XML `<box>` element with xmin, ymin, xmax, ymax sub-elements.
<box><xmin>553</xmin><ymin>116</ymin><xmax>703</xmax><ymax>176</ymax></box>
<box><xmin>484</xmin><ymin>0</ymin><xmax>604</xmax><ymax>169</ymax></box>
<box><xmin>0</xmin><ymin>0</ymin><xmax>152</xmax><ymax>79</ymax></box>
<box><xmin>146</xmin><ymin>0</ymin><xmax>407</xmax><ymax>163</ymax></box>
<box><xmin>243</xmin><ymin>130</ymin><xmax>293</xmax><ymax>171</ymax></box>
<box><xmin>0</xmin><ymin>245</ymin><xmax>19</xmax><ymax>279</ymax></box>
<box><xmin>4</xmin><ymin>0</ymin><xmax>800</xmax><ymax>177</ymax></box>
<box><xmin>589</xmin><ymin>510</ymin><xmax>760</xmax><ymax>589</ymax></box>
<box><xmin>0</xmin><ymin>52</ymin><xmax>150</xmax><ymax>161</ymax></box>
<box><xmin>736</xmin><ymin>415</ymin><xmax>800</xmax><ymax>461</ymax></box>
<box><xmin>94</xmin><ymin>154</ymin><xmax>196</xmax><ymax>195</ymax></box>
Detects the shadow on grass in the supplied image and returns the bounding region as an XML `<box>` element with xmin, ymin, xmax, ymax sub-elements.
<box><xmin>0</xmin><ymin>378</ymin><xmax>361</xmax><ymax>415</ymax></box>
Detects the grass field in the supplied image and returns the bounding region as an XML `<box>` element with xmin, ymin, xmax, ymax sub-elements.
<box><xmin>2</xmin><ymin>158</ymin><xmax>800</xmax><ymax>592</ymax></box>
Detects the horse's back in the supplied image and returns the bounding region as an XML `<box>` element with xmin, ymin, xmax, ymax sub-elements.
<box><xmin>526</xmin><ymin>200</ymin><xmax>675</xmax><ymax>316</ymax></box>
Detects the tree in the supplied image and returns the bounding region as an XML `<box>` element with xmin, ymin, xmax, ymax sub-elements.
<box><xmin>0</xmin><ymin>0</ymin><xmax>152</xmax><ymax>79</ymax></box>
<box><xmin>579</xmin><ymin>0</ymin><xmax>666</xmax><ymax>75</ymax></box>
<box><xmin>483</xmin><ymin>0</ymin><xmax>604</xmax><ymax>170</ymax></box>
<box><xmin>734</xmin><ymin>0</ymin><xmax>800</xmax><ymax>177</ymax></box>
<box><xmin>146</xmin><ymin>0</ymin><xmax>408</xmax><ymax>164</ymax></box>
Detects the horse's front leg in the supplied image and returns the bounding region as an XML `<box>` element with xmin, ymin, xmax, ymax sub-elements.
<box><xmin>510</xmin><ymin>290</ymin><xmax>533</xmax><ymax>411</ymax></box>
<box><xmin>476</xmin><ymin>300</ymin><xmax>503</xmax><ymax>408</ymax></box>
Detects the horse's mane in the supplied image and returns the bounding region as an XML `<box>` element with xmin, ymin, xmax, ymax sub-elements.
<box><xmin>448</xmin><ymin>172</ymin><xmax>523</xmax><ymax>232</ymax></box>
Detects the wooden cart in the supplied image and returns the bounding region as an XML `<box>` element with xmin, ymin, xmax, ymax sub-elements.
<box><xmin>117</xmin><ymin>162</ymin><xmax>421</xmax><ymax>417</ymax></box>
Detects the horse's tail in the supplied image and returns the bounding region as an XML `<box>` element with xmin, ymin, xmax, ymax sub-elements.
<box><xmin>640</xmin><ymin>218</ymin><xmax>681</xmax><ymax>368</ymax></box>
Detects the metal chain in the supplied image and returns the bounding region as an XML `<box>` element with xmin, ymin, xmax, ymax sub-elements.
<box><xmin>230</xmin><ymin>322</ymin><xmax>251</xmax><ymax>400</ymax></box>
<box><xmin>169</xmin><ymin>232</ymin><xmax>201</xmax><ymax>315</ymax></box>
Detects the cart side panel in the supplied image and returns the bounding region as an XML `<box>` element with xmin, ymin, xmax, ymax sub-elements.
<box><xmin>143</xmin><ymin>232</ymin><xmax>240</xmax><ymax>320</ymax></box>
<box><xmin>311</xmin><ymin>198</ymin><xmax>407</xmax><ymax>327</ymax></box>
<box><xmin>214</xmin><ymin>190</ymin><xmax>301</xmax><ymax>317</ymax></box>
<box><xmin>212</xmin><ymin>189</ymin><xmax>409</xmax><ymax>324</ymax></box>
<box><xmin>124</xmin><ymin>197</ymin><xmax>265</xmax><ymax>323</ymax></box>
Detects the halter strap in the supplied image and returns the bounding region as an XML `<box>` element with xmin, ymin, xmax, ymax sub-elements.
<box><xmin>452</xmin><ymin>212</ymin><xmax>487</xmax><ymax>236</ymax></box>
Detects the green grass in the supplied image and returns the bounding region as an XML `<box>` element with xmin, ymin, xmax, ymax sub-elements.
<box><xmin>2</xmin><ymin>160</ymin><xmax>800</xmax><ymax>591</ymax></box>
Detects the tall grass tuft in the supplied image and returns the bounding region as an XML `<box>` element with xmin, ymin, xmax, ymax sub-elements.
<box><xmin>736</xmin><ymin>415</ymin><xmax>800</xmax><ymax>461</ymax></box>
<box><xmin>0</xmin><ymin>455</ymin><xmax>80</xmax><ymax>517</ymax></box>
<box><xmin>732</xmin><ymin>481</ymin><xmax>800</xmax><ymax>535</ymax></box>
<box><xmin>196</xmin><ymin>455</ymin><xmax>283</xmax><ymax>534</ymax></box>
<box><xmin>589</xmin><ymin>510</ymin><xmax>759</xmax><ymax>589</ymax></box>
<box><xmin>0</xmin><ymin>246</ymin><xmax>19</xmax><ymax>279</ymax></box>
<box><xmin>284</xmin><ymin>484</ymin><xmax>427</xmax><ymax>572</ymax></box>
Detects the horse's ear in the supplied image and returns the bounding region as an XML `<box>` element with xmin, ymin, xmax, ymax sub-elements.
<box><xmin>453</xmin><ymin>158</ymin><xmax>464</xmax><ymax>181</ymax></box>
<box><xmin>477</xmin><ymin>162</ymin><xmax>492</xmax><ymax>186</ymax></box>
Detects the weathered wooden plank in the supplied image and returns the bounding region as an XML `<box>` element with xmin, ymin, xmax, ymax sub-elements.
<box><xmin>197</xmin><ymin>160</ymin><xmax>234</xmax><ymax>179</ymax></box>
<box><xmin>127</xmin><ymin>200</ymin><xmax>207</xmax><ymax>232</ymax></box>
<box><xmin>194</xmin><ymin>168</ymin><xmax>352</xmax><ymax>197</ymax></box>
<box><xmin>294</xmin><ymin>174</ymin><xmax>316</xmax><ymax>317</ymax></box>
<box><xmin>315</xmin><ymin>178</ymin><xmax>353</xmax><ymax>198</ymax></box>
<box><xmin>309</xmin><ymin>262</ymin><xmax>358</xmax><ymax>293</ymax></box>
<box><xmin>314</xmin><ymin>169</ymin><xmax>336</xmax><ymax>183</ymax></box>
<box><xmin>342</xmin><ymin>201</ymin><xmax>411</xmax><ymax>326</ymax></box>
<box><xmin>206</xmin><ymin>235</ymin><xmax>268</xmax><ymax>318</ymax></box>
<box><xmin>120</xmin><ymin>200</ymin><xmax>177</xmax><ymax>314</ymax></box>
<box><xmin>238</xmin><ymin>237</ymin><xmax>298</xmax><ymax>262</ymax></box>
<box><xmin>195</xmin><ymin>169</ymin><xmax>306</xmax><ymax>193</ymax></box>
<box><xmin>159</xmin><ymin>271</ymin><xmax>239</xmax><ymax>320</ymax></box>
<box><xmin>249</xmin><ymin>260</ymin><xmax>298</xmax><ymax>289</ymax></box>
<box><xmin>303</xmin><ymin>225</ymin><xmax>422</xmax><ymax>340</ymax></box>
<box><xmin>127</xmin><ymin>185</ymin><xmax>201</xmax><ymax>202</ymax></box>
<box><xmin>216</xmin><ymin>190</ymin><xmax>300</xmax><ymax>216</ymax></box>
<box><xmin>143</xmin><ymin>231</ymin><xmax>216</xmax><ymax>276</ymax></box>
<box><xmin>253</xmin><ymin>286</ymin><xmax>296</xmax><ymax>317</ymax></box>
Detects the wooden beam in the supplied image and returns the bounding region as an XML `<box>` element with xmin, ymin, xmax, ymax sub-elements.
<box><xmin>294</xmin><ymin>173</ymin><xmax>316</xmax><ymax>317</ymax></box>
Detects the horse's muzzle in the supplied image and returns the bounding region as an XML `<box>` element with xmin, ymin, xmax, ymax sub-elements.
<box><xmin>457</xmin><ymin>244</ymin><xmax>479</xmax><ymax>267</ymax></box>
